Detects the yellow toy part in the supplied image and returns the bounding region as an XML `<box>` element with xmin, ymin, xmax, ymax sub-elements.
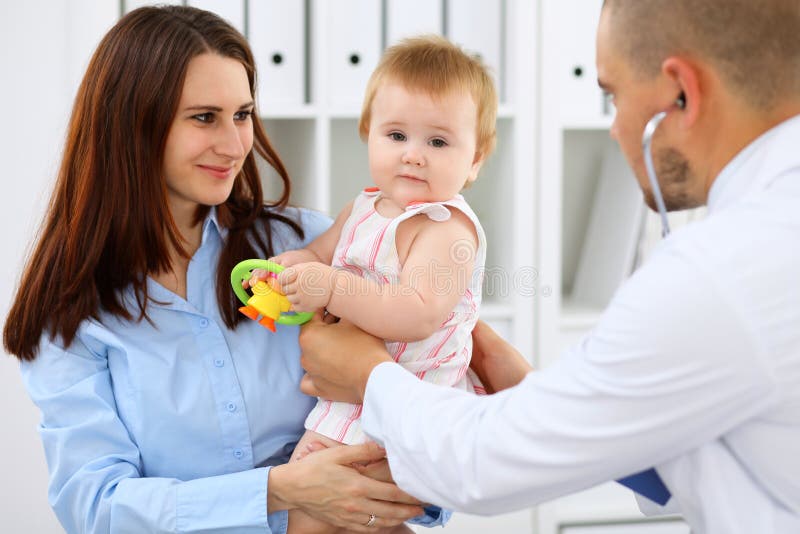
<box><xmin>238</xmin><ymin>278</ymin><xmax>292</xmax><ymax>332</ymax></box>
<box><xmin>231</xmin><ymin>259</ymin><xmax>313</xmax><ymax>332</ymax></box>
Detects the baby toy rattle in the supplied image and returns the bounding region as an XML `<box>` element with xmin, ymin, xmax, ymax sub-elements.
<box><xmin>230</xmin><ymin>259</ymin><xmax>313</xmax><ymax>332</ymax></box>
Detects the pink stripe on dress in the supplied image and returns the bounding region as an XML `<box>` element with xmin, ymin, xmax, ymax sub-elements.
<box><xmin>417</xmin><ymin>325</ymin><xmax>457</xmax><ymax>380</ymax></box>
<box><xmin>337</xmin><ymin>404</ymin><xmax>363</xmax><ymax>442</ymax></box>
<box><xmin>337</xmin><ymin>208</ymin><xmax>375</xmax><ymax>277</ymax></box>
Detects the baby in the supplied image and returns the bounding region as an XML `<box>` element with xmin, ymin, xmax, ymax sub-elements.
<box><xmin>250</xmin><ymin>35</ymin><xmax>497</xmax><ymax>532</ymax></box>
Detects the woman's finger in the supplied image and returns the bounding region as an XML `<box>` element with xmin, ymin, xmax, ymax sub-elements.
<box><xmin>331</xmin><ymin>441</ymin><xmax>386</xmax><ymax>466</ymax></box>
<box><xmin>342</xmin><ymin>501</ymin><xmax>423</xmax><ymax>532</ymax></box>
<box><xmin>353</xmin><ymin>458</ymin><xmax>394</xmax><ymax>483</ymax></box>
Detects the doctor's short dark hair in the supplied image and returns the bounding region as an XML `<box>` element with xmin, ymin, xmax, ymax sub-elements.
<box><xmin>603</xmin><ymin>0</ymin><xmax>800</xmax><ymax>110</ymax></box>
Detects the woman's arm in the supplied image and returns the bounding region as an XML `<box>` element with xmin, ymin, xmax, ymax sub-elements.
<box><xmin>469</xmin><ymin>320</ymin><xmax>533</xmax><ymax>394</ymax></box>
<box><xmin>22</xmin><ymin>338</ymin><xmax>277</xmax><ymax>533</ymax></box>
<box><xmin>21</xmin><ymin>333</ymin><xmax>420</xmax><ymax>534</ymax></box>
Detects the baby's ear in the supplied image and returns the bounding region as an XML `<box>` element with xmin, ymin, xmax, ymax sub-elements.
<box><xmin>466</xmin><ymin>152</ymin><xmax>485</xmax><ymax>184</ymax></box>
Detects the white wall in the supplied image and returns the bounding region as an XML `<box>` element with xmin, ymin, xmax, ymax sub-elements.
<box><xmin>0</xmin><ymin>1</ymin><xmax>111</xmax><ymax>531</ymax></box>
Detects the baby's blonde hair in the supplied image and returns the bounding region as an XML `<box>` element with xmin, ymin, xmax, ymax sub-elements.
<box><xmin>358</xmin><ymin>35</ymin><xmax>498</xmax><ymax>159</ymax></box>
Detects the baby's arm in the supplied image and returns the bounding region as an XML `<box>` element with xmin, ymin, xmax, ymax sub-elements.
<box><xmin>327</xmin><ymin>208</ymin><xmax>477</xmax><ymax>341</ymax></box>
<box><xmin>275</xmin><ymin>200</ymin><xmax>354</xmax><ymax>266</ymax></box>
<box><xmin>246</xmin><ymin>202</ymin><xmax>353</xmax><ymax>289</ymax></box>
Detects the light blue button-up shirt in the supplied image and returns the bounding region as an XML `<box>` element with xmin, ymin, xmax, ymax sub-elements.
<box><xmin>20</xmin><ymin>206</ymin><xmax>447</xmax><ymax>533</ymax></box>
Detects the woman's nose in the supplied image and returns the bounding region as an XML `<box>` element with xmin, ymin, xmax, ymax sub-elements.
<box><xmin>215</xmin><ymin>121</ymin><xmax>246</xmax><ymax>160</ymax></box>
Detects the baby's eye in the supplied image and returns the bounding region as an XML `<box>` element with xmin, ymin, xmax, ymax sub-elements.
<box><xmin>429</xmin><ymin>138</ymin><xmax>448</xmax><ymax>148</ymax></box>
<box><xmin>389</xmin><ymin>132</ymin><xmax>406</xmax><ymax>142</ymax></box>
<box><xmin>192</xmin><ymin>113</ymin><xmax>214</xmax><ymax>123</ymax></box>
<box><xmin>234</xmin><ymin>110</ymin><xmax>254</xmax><ymax>121</ymax></box>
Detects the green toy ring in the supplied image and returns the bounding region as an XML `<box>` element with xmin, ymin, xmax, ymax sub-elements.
<box><xmin>230</xmin><ymin>259</ymin><xmax>314</xmax><ymax>326</ymax></box>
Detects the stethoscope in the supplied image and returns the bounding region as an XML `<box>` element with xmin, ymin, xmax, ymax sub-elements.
<box><xmin>641</xmin><ymin>92</ymin><xmax>686</xmax><ymax>238</ymax></box>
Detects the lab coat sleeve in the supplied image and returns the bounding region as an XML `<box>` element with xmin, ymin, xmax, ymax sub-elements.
<box><xmin>361</xmin><ymin>243</ymin><xmax>775</xmax><ymax>514</ymax></box>
<box><xmin>21</xmin><ymin>335</ymin><xmax>282</xmax><ymax>534</ymax></box>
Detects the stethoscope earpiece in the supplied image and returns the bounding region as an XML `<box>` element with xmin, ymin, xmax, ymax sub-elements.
<box><xmin>676</xmin><ymin>92</ymin><xmax>686</xmax><ymax>110</ymax></box>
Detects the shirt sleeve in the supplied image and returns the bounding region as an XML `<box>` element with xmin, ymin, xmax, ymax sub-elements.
<box><xmin>406</xmin><ymin>506</ymin><xmax>452</xmax><ymax>527</ymax></box>
<box><xmin>361</xmin><ymin>242</ymin><xmax>776</xmax><ymax>515</ymax></box>
<box><xmin>21</xmin><ymin>334</ymin><xmax>284</xmax><ymax>534</ymax></box>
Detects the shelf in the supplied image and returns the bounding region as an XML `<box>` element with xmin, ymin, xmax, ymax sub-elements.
<box><xmin>260</xmin><ymin>105</ymin><xmax>319</xmax><ymax>119</ymax></box>
<box><xmin>323</xmin><ymin>103</ymin><xmax>515</xmax><ymax>120</ymax></box>
<box><xmin>560</xmin><ymin>114</ymin><xmax>614</xmax><ymax>131</ymax></box>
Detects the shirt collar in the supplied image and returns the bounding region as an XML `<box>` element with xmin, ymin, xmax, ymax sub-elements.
<box><xmin>202</xmin><ymin>206</ymin><xmax>228</xmax><ymax>243</ymax></box>
<box><xmin>707</xmin><ymin>113</ymin><xmax>800</xmax><ymax>212</ymax></box>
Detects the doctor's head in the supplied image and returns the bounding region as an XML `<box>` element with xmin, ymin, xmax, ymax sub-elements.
<box><xmin>597</xmin><ymin>0</ymin><xmax>800</xmax><ymax>211</ymax></box>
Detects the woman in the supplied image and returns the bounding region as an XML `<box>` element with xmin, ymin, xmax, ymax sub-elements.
<box><xmin>3</xmin><ymin>6</ymin><xmax>429</xmax><ymax>533</ymax></box>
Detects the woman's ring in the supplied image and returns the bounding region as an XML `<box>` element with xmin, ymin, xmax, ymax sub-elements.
<box><xmin>364</xmin><ymin>513</ymin><xmax>377</xmax><ymax>527</ymax></box>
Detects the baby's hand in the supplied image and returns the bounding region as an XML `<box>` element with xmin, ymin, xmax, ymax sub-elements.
<box><xmin>269</xmin><ymin>248</ymin><xmax>320</xmax><ymax>268</ymax></box>
<box><xmin>277</xmin><ymin>262</ymin><xmax>335</xmax><ymax>312</ymax></box>
<box><xmin>242</xmin><ymin>268</ymin><xmax>270</xmax><ymax>290</ymax></box>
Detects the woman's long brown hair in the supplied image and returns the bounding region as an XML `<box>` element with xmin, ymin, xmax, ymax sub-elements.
<box><xmin>3</xmin><ymin>6</ymin><xmax>303</xmax><ymax>361</ymax></box>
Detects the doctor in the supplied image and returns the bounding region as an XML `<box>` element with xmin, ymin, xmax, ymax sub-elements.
<box><xmin>297</xmin><ymin>0</ymin><xmax>800</xmax><ymax>532</ymax></box>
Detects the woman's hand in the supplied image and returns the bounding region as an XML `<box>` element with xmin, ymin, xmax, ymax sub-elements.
<box><xmin>268</xmin><ymin>442</ymin><xmax>424</xmax><ymax>532</ymax></box>
<box><xmin>299</xmin><ymin>312</ymin><xmax>393</xmax><ymax>402</ymax></box>
<box><xmin>469</xmin><ymin>320</ymin><xmax>533</xmax><ymax>394</ymax></box>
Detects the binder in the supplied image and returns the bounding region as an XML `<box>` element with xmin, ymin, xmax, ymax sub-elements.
<box><xmin>570</xmin><ymin>143</ymin><xmax>645</xmax><ymax>309</ymax></box>
<box><xmin>123</xmin><ymin>0</ymin><xmax>182</xmax><ymax>14</ymax></box>
<box><xmin>445</xmin><ymin>0</ymin><xmax>503</xmax><ymax>99</ymax></box>
<box><xmin>186</xmin><ymin>0</ymin><xmax>245</xmax><ymax>36</ymax></box>
<box><xmin>556</xmin><ymin>0</ymin><xmax>611</xmax><ymax>127</ymax></box>
<box><xmin>386</xmin><ymin>0</ymin><xmax>443</xmax><ymax>46</ymax></box>
<box><xmin>249</xmin><ymin>0</ymin><xmax>306</xmax><ymax>110</ymax></box>
<box><xmin>327</xmin><ymin>0</ymin><xmax>382</xmax><ymax>109</ymax></box>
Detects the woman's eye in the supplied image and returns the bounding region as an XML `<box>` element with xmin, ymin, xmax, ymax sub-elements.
<box><xmin>389</xmin><ymin>132</ymin><xmax>406</xmax><ymax>142</ymax></box>
<box><xmin>193</xmin><ymin>113</ymin><xmax>214</xmax><ymax>123</ymax></box>
<box><xmin>430</xmin><ymin>138</ymin><xmax>447</xmax><ymax>148</ymax></box>
<box><xmin>235</xmin><ymin>110</ymin><xmax>254</xmax><ymax>121</ymax></box>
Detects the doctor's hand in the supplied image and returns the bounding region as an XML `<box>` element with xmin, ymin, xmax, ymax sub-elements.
<box><xmin>470</xmin><ymin>320</ymin><xmax>533</xmax><ymax>394</ymax></box>
<box><xmin>299</xmin><ymin>311</ymin><xmax>393</xmax><ymax>403</ymax></box>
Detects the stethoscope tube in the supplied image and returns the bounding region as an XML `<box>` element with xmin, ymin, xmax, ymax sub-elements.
<box><xmin>642</xmin><ymin>111</ymin><xmax>671</xmax><ymax>237</ymax></box>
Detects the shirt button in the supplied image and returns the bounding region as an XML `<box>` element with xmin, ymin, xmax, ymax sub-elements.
<box><xmin>199</xmin><ymin>318</ymin><xmax>209</xmax><ymax>328</ymax></box>
<box><xmin>226</xmin><ymin>402</ymin><xmax>237</xmax><ymax>412</ymax></box>
<box><xmin>233</xmin><ymin>448</ymin><xmax>244</xmax><ymax>459</ymax></box>
<box><xmin>214</xmin><ymin>358</ymin><xmax>224</xmax><ymax>367</ymax></box>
